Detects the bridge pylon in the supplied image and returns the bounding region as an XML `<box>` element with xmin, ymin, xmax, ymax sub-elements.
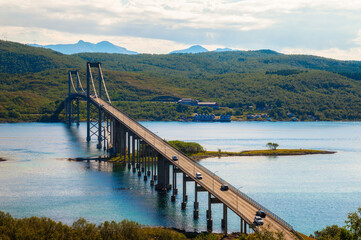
<box><xmin>65</xmin><ymin>70</ymin><xmax>82</xmax><ymax>126</ymax></box>
<box><xmin>86</xmin><ymin>62</ymin><xmax>108</xmax><ymax>149</ymax></box>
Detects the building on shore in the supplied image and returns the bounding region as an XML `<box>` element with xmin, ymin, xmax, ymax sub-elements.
<box><xmin>193</xmin><ymin>114</ymin><xmax>231</xmax><ymax>122</ymax></box>
<box><xmin>178</xmin><ymin>98</ymin><xmax>220</xmax><ymax>109</ymax></box>
<box><xmin>219</xmin><ymin>114</ymin><xmax>231</xmax><ymax>122</ymax></box>
<box><xmin>197</xmin><ymin>102</ymin><xmax>220</xmax><ymax>109</ymax></box>
<box><xmin>177</xmin><ymin>98</ymin><xmax>198</xmax><ymax>106</ymax></box>
<box><xmin>193</xmin><ymin>114</ymin><xmax>215</xmax><ymax>122</ymax></box>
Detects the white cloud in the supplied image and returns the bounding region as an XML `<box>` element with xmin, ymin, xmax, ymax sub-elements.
<box><xmin>0</xmin><ymin>26</ymin><xmax>188</xmax><ymax>54</ymax></box>
<box><xmin>281</xmin><ymin>47</ymin><xmax>361</xmax><ymax>61</ymax></box>
<box><xmin>1</xmin><ymin>0</ymin><xmax>361</xmax><ymax>56</ymax></box>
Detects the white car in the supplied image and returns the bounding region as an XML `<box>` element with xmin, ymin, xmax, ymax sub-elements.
<box><xmin>196</xmin><ymin>172</ymin><xmax>202</xmax><ymax>179</ymax></box>
<box><xmin>254</xmin><ymin>216</ymin><xmax>264</xmax><ymax>226</ymax></box>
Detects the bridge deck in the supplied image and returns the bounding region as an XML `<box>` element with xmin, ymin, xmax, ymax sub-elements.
<box><xmin>88</xmin><ymin>94</ymin><xmax>299</xmax><ymax>240</ymax></box>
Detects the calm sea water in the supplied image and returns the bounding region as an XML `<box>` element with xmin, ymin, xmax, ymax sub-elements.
<box><xmin>0</xmin><ymin>121</ymin><xmax>360</xmax><ymax>235</ymax></box>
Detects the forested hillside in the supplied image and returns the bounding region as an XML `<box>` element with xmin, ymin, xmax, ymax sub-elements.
<box><xmin>1</xmin><ymin>40</ymin><xmax>361</xmax><ymax>122</ymax></box>
<box><xmin>0</xmin><ymin>40</ymin><xmax>84</xmax><ymax>73</ymax></box>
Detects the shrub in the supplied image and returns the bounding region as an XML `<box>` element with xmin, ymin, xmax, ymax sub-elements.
<box><xmin>168</xmin><ymin>140</ymin><xmax>205</xmax><ymax>155</ymax></box>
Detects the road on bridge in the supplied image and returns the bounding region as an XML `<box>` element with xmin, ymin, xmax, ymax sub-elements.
<box><xmin>89</xmin><ymin>94</ymin><xmax>299</xmax><ymax>240</ymax></box>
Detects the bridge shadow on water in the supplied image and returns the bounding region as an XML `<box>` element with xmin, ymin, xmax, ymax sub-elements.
<box><xmin>72</xmin><ymin>157</ymin><xmax>243</xmax><ymax>234</ymax></box>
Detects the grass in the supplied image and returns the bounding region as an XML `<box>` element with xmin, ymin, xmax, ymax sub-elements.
<box><xmin>108</xmin><ymin>149</ymin><xmax>335</xmax><ymax>162</ymax></box>
<box><xmin>239</xmin><ymin>149</ymin><xmax>335</xmax><ymax>156</ymax></box>
<box><xmin>190</xmin><ymin>149</ymin><xmax>335</xmax><ymax>160</ymax></box>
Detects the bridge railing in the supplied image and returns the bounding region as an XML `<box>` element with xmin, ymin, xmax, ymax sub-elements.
<box><xmin>90</xmin><ymin>95</ymin><xmax>296</xmax><ymax>234</ymax></box>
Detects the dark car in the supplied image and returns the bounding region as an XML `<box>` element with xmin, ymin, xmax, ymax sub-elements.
<box><xmin>172</xmin><ymin>155</ymin><xmax>178</xmax><ymax>161</ymax></box>
<box><xmin>256</xmin><ymin>210</ymin><xmax>266</xmax><ymax>218</ymax></box>
<box><xmin>220</xmin><ymin>184</ymin><xmax>229</xmax><ymax>191</ymax></box>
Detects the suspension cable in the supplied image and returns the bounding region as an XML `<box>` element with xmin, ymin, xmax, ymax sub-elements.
<box><xmin>88</xmin><ymin>64</ymin><xmax>100</xmax><ymax>104</ymax></box>
<box><xmin>98</xmin><ymin>65</ymin><xmax>112</xmax><ymax>104</ymax></box>
<box><xmin>76</xmin><ymin>71</ymin><xmax>86</xmax><ymax>93</ymax></box>
<box><xmin>69</xmin><ymin>74</ymin><xmax>78</xmax><ymax>93</ymax></box>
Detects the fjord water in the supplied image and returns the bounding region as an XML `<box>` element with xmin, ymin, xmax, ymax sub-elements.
<box><xmin>0</xmin><ymin>122</ymin><xmax>361</xmax><ymax>235</ymax></box>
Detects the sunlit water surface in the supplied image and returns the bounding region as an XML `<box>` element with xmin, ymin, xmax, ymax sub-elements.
<box><xmin>0</xmin><ymin>122</ymin><xmax>360</xmax><ymax>235</ymax></box>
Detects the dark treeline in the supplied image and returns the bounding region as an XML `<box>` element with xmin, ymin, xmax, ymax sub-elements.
<box><xmin>0</xmin><ymin>211</ymin><xmax>218</xmax><ymax>240</ymax></box>
<box><xmin>1</xmin><ymin>207</ymin><xmax>360</xmax><ymax>240</ymax></box>
<box><xmin>0</xmin><ymin>211</ymin><xmax>288</xmax><ymax>240</ymax></box>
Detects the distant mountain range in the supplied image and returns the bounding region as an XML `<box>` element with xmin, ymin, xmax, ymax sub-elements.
<box><xmin>28</xmin><ymin>40</ymin><xmax>138</xmax><ymax>55</ymax></box>
<box><xmin>28</xmin><ymin>40</ymin><xmax>237</xmax><ymax>55</ymax></box>
<box><xmin>169</xmin><ymin>45</ymin><xmax>209</xmax><ymax>54</ymax></box>
<box><xmin>169</xmin><ymin>45</ymin><xmax>236</xmax><ymax>54</ymax></box>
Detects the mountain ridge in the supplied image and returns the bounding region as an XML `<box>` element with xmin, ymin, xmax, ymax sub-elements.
<box><xmin>169</xmin><ymin>45</ymin><xmax>209</xmax><ymax>54</ymax></box>
<box><xmin>28</xmin><ymin>40</ymin><xmax>138</xmax><ymax>55</ymax></box>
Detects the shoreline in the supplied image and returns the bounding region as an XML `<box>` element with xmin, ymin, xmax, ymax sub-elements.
<box><xmin>88</xmin><ymin>149</ymin><xmax>336</xmax><ymax>163</ymax></box>
<box><xmin>190</xmin><ymin>149</ymin><xmax>336</xmax><ymax>160</ymax></box>
<box><xmin>3</xmin><ymin>119</ymin><xmax>361</xmax><ymax>124</ymax></box>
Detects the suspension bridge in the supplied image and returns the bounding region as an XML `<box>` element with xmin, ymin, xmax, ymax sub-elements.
<box><xmin>60</xmin><ymin>62</ymin><xmax>303</xmax><ymax>239</ymax></box>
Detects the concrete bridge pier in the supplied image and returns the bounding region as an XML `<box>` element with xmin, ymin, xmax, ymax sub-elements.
<box><xmin>141</xmin><ymin>141</ymin><xmax>145</xmax><ymax>173</ymax></box>
<box><xmin>194</xmin><ymin>183</ymin><xmax>207</xmax><ymax>219</ymax></box>
<box><xmin>181</xmin><ymin>173</ymin><xmax>193</xmax><ymax>209</ymax></box>
<box><xmin>150</xmin><ymin>149</ymin><xmax>155</xmax><ymax>186</ymax></box>
<box><xmin>115</xmin><ymin>121</ymin><xmax>121</xmax><ymax>156</ymax></box>
<box><xmin>207</xmin><ymin>192</ymin><xmax>213</xmax><ymax>232</ymax></box>
<box><xmin>153</xmin><ymin>151</ymin><xmax>158</xmax><ymax>181</ymax></box>
<box><xmin>147</xmin><ymin>147</ymin><xmax>151</xmax><ymax>176</ymax></box>
<box><xmin>240</xmin><ymin>218</ymin><xmax>248</xmax><ymax>234</ymax></box>
<box><xmin>155</xmin><ymin>154</ymin><xmax>171</xmax><ymax>191</ymax></box>
<box><xmin>137</xmin><ymin>139</ymin><xmax>142</xmax><ymax>176</ymax></box>
<box><xmin>222</xmin><ymin>204</ymin><xmax>228</xmax><ymax>235</ymax></box>
<box><xmin>120</xmin><ymin>125</ymin><xmax>126</xmax><ymax>163</ymax></box>
<box><xmin>127</xmin><ymin>132</ymin><xmax>131</xmax><ymax>169</ymax></box>
<box><xmin>193</xmin><ymin>182</ymin><xmax>199</xmax><ymax>219</ymax></box>
<box><xmin>132</xmin><ymin>135</ymin><xmax>136</xmax><ymax>172</ymax></box>
<box><xmin>207</xmin><ymin>193</ymin><xmax>225</xmax><ymax>233</ymax></box>
<box><xmin>171</xmin><ymin>165</ymin><xmax>177</xmax><ymax>202</ymax></box>
<box><xmin>143</xmin><ymin>144</ymin><xmax>148</xmax><ymax>181</ymax></box>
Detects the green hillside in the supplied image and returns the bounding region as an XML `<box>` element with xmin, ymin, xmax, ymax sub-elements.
<box><xmin>1</xmin><ymin>40</ymin><xmax>361</xmax><ymax>122</ymax></box>
<box><xmin>0</xmin><ymin>40</ymin><xmax>84</xmax><ymax>73</ymax></box>
<box><xmin>76</xmin><ymin>51</ymin><xmax>361</xmax><ymax>77</ymax></box>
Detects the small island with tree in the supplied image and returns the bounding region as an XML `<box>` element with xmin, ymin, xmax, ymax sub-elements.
<box><xmin>106</xmin><ymin>140</ymin><xmax>335</xmax><ymax>163</ymax></box>
<box><xmin>167</xmin><ymin>141</ymin><xmax>335</xmax><ymax>160</ymax></box>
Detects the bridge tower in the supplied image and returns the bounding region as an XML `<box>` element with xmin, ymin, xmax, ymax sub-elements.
<box><xmin>65</xmin><ymin>70</ymin><xmax>82</xmax><ymax>126</ymax></box>
<box><xmin>85</xmin><ymin>62</ymin><xmax>112</xmax><ymax>149</ymax></box>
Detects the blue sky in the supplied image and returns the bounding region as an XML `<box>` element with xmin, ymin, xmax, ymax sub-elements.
<box><xmin>1</xmin><ymin>0</ymin><xmax>361</xmax><ymax>59</ymax></box>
